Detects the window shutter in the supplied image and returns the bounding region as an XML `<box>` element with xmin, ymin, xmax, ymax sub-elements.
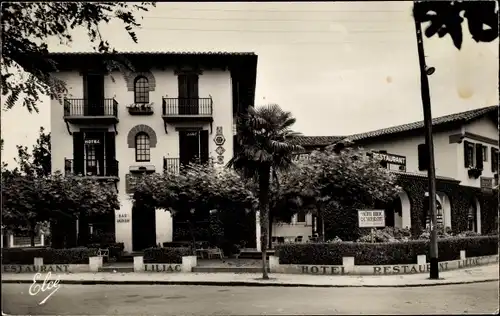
<box><xmin>418</xmin><ymin>144</ymin><xmax>428</xmax><ymax>171</ymax></box>
<box><xmin>73</xmin><ymin>132</ymin><xmax>84</xmax><ymax>176</ymax></box>
<box><xmin>199</xmin><ymin>130</ymin><xmax>209</xmax><ymax>164</ymax></box>
<box><xmin>105</xmin><ymin>132</ymin><xmax>116</xmax><ymax>176</ymax></box>
<box><xmin>492</xmin><ymin>148</ymin><xmax>499</xmax><ymax>172</ymax></box>
<box><xmin>475</xmin><ymin>143</ymin><xmax>483</xmax><ymax>170</ymax></box>
<box><xmin>464</xmin><ymin>141</ymin><xmax>472</xmax><ymax>168</ymax></box>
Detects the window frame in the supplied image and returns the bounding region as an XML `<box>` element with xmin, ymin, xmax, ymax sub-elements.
<box><xmin>465</xmin><ymin>142</ymin><xmax>475</xmax><ymax>168</ymax></box>
<box><xmin>134</xmin><ymin>76</ymin><xmax>150</xmax><ymax>104</ymax></box>
<box><xmin>135</xmin><ymin>132</ymin><xmax>151</xmax><ymax>162</ymax></box>
<box><xmin>482</xmin><ymin>145</ymin><xmax>488</xmax><ymax>162</ymax></box>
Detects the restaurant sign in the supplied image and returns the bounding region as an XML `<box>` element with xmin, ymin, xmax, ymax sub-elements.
<box><xmin>144</xmin><ymin>264</ymin><xmax>182</xmax><ymax>272</ymax></box>
<box><xmin>3</xmin><ymin>264</ymin><xmax>69</xmax><ymax>273</ymax></box>
<box><xmin>370</xmin><ymin>151</ymin><xmax>406</xmax><ymax>166</ymax></box>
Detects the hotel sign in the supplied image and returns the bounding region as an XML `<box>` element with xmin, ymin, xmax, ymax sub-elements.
<box><xmin>480</xmin><ymin>177</ymin><xmax>493</xmax><ymax>190</ymax></box>
<box><xmin>358</xmin><ymin>210</ymin><xmax>385</xmax><ymax>228</ymax></box>
<box><xmin>370</xmin><ymin>151</ymin><xmax>406</xmax><ymax>166</ymax></box>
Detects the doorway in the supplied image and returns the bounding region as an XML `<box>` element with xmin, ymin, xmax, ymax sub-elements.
<box><xmin>179</xmin><ymin>130</ymin><xmax>209</xmax><ymax>166</ymax></box>
<box><xmin>85</xmin><ymin>73</ymin><xmax>105</xmax><ymax>116</ymax></box>
<box><xmin>178</xmin><ymin>74</ymin><xmax>199</xmax><ymax>115</ymax></box>
<box><xmin>132</xmin><ymin>205</ymin><xmax>156</xmax><ymax>251</ymax></box>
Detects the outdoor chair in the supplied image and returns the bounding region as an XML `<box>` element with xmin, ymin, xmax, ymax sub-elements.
<box><xmin>295</xmin><ymin>236</ymin><xmax>303</xmax><ymax>243</ymax></box>
<box><xmin>97</xmin><ymin>248</ymin><xmax>109</xmax><ymax>261</ymax></box>
<box><xmin>206</xmin><ymin>247</ymin><xmax>224</xmax><ymax>260</ymax></box>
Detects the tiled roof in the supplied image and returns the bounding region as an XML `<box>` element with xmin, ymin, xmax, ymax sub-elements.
<box><xmin>295</xmin><ymin>105</ymin><xmax>498</xmax><ymax>147</ymax></box>
<box><xmin>47</xmin><ymin>51</ymin><xmax>256</xmax><ymax>56</ymax></box>
<box><xmin>390</xmin><ymin>170</ymin><xmax>460</xmax><ymax>182</ymax></box>
<box><xmin>289</xmin><ymin>136</ymin><xmax>346</xmax><ymax>147</ymax></box>
<box><xmin>346</xmin><ymin>105</ymin><xmax>498</xmax><ymax>142</ymax></box>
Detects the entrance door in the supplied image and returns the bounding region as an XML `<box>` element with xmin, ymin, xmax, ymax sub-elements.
<box><xmin>179</xmin><ymin>131</ymin><xmax>200</xmax><ymax>166</ymax></box>
<box><xmin>132</xmin><ymin>205</ymin><xmax>156</xmax><ymax>251</ymax></box>
<box><xmin>84</xmin><ymin>132</ymin><xmax>105</xmax><ymax>176</ymax></box>
<box><xmin>178</xmin><ymin>74</ymin><xmax>199</xmax><ymax>115</ymax></box>
<box><xmin>85</xmin><ymin>73</ymin><xmax>105</xmax><ymax>116</ymax></box>
<box><xmin>179</xmin><ymin>130</ymin><xmax>209</xmax><ymax>167</ymax></box>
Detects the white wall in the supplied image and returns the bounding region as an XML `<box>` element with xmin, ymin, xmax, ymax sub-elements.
<box><xmin>51</xmin><ymin>68</ymin><xmax>234</xmax><ymax>253</ymax></box>
<box><xmin>272</xmin><ymin>214</ymin><xmax>313</xmax><ymax>241</ymax></box>
<box><xmin>359</xmin><ymin>128</ymin><xmax>461</xmax><ymax>179</ymax></box>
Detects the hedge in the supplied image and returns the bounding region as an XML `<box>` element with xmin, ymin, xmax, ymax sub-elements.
<box><xmin>276</xmin><ymin>236</ymin><xmax>498</xmax><ymax>266</ymax></box>
<box><xmin>143</xmin><ymin>247</ymin><xmax>192</xmax><ymax>263</ymax></box>
<box><xmin>2</xmin><ymin>247</ymin><xmax>99</xmax><ymax>265</ymax></box>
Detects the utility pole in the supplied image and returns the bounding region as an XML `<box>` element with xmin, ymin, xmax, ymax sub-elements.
<box><xmin>413</xmin><ymin>2</ymin><xmax>439</xmax><ymax>279</ymax></box>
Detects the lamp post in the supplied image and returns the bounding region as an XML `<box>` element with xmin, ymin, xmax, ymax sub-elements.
<box><xmin>413</xmin><ymin>2</ymin><xmax>439</xmax><ymax>279</ymax></box>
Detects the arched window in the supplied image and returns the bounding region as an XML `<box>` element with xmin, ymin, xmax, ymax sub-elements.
<box><xmin>134</xmin><ymin>76</ymin><xmax>149</xmax><ymax>103</ymax></box>
<box><xmin>135</xmin><ymin>132</ymin><xmax>150</xmax><ymax>162</ymax></box>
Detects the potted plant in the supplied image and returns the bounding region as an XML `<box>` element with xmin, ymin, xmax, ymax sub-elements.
<box><xmin>467</xmin><ymin>167</ymin><xmax>482</xmax><ymax>179</ymax></box>
<box><xmin>128</xmin><ymin>102</ymin><xmax>154</xmax><ymax>115</ymax></box>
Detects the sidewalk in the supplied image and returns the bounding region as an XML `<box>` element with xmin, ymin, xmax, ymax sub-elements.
<box><xmin>2</xmin><ymin>264</ymin><xmax>498</xmax><ymax>288</ymax></box>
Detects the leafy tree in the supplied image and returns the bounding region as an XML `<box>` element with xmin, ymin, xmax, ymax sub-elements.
<box><xmin>1</xmin><ymin>2</ymin><xmax>155</xmax><ymax>112</ymax></box>
<box><xmin>413</xmin><ymin>1</ymin><xmax>498</xmax><ymax>49</ymax></box>
<box><xmin>13</xmin><ymin>127</ymin><xmax>51</xmax><ymax>178</ymax></box>
<box><xmin>1</xmin><ymin>171</ymin><xmax>119</xmax><ymax>247</ymax></box>
<box><xmin>133</xmin><ymin>164</ymin><xmax>257</xmax><ymax>250</ymax></box>
<box><xmin>228</xmin><ymin>104</ymin><xmax>302</xmax><ymax>279</ymax></box>
<box><xmin>285</xmin><ymin>144</ymin><xmax>401</xmax><ymax>241</ymax></box>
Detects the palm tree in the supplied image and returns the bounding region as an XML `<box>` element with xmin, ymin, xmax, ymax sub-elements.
<box><xmin>227</xmin><ymin>104</ymin><xmax>302</xmax><ymax>279</ymax></box>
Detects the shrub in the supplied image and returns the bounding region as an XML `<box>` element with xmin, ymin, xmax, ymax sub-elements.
<box><xmin>276</xmin><ymin>236</ymin><xmax>498</xmax><ymax>265</ymax></box>
<box><xmin>2</xmin><ymin>247</ymin><xmax>98</xmax><ymax>265</ymax></box>
<box><xmin>87</xmin><ymin>242</ymin><xmax>124</xmax><ymax>259</ymax></box>
<box><xmin>143</xmin><ymin>247</ymin><xmax>191</xmax><ymax>263</ymax></box>
<box><xmin>357</xmin><ymin>227</ymin><xmax>412</xmax><ymax>243</ymax></box>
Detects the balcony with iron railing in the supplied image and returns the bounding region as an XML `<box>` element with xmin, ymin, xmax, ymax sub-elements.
<box><xmin>64</xmin><ymin>158</ymin><xmax>119</xmax><ymax>181</ymax></box>
<box><xmin>161</xmin><ymin>97</ymin><xmax>214</xmax><ymax>123</ymax></box>
<box><xmin>163</xmin><ymin>157</ymin><xmax>215</xmax><ymax>174</ymax></box>
<box><xmin>63</xmin><ymin>98</ymin><xmax>119</xmax><ymax>124</ymax></box>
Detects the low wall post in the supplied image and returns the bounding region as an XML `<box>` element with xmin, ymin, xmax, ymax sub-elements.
<box><xmin>269</xmin><ymin>256</ymin><xmax>280</xmax><ymax>272</ymax></box>
<box><xmin>181</xmin><ymin>256</ymin><xmax>197</xmax><ymax>273</ymax></box>
<box><xmin>460</xmin><ymin>250</ymin><xmax>466</xmax><ymax>260</ymax></box>
<box><xmin>342</xmin><ymin>257</ymin><xmax>355</xmax><ymax>273</ymax></box>
<box><xmin>134</xmin><ymin>256</ymin><xmax>144</xmax><ymax>272</ymax></box>
<box><xmin>34</xmin><ymin>257</ymin><xmax>43</xmax><ymax>268</ymax></box>
<box><xmin>89</xmin><ymin>256</ymin><xmax>103</xmax><ymax>272</ymax></box>
<box><xmin>417</xmin><ymin>255</ymin><xmax>426</xmax><ymax>265</ymax></box>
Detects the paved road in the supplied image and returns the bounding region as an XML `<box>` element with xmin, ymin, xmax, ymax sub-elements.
<box><xmin>2</xmin><ymin>282</ymin><xmax>498</xmax><ymax>315</ymax></box>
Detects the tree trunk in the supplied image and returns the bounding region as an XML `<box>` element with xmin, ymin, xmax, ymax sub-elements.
<box><xmin>29</xmin><ymin>221</ymin><xmax>36</xmax><ymax>247</ymax></box>
<box><xmin>258</xmin><ymin>165</ymin><xmax>271</xmax><ymax>280</ymax></box>
<box><xmin>268</xmin><ymin>212</ymin><xmax>273</xmax><ymax>249</ymax></box>
<box><xmin>77</xmin><ymin>212</ymin><xmax>89</xmax><ymax>246</ymax></box>
<box><xmin>321</xmin><ymin>214</ymin><xmax>326</xmax><ymax>242</ymax></box>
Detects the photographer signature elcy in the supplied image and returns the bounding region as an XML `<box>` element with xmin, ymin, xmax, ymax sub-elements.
<box><xmin>28</xmin><ymin>272</ymin><xmax>61</xmax><ymax>305</ymax></box>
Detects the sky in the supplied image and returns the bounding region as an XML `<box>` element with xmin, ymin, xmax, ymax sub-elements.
<box><xmin>1</xmin><ymin>2</ymin><xmax>498</xmax><ymax>166</ymax></box>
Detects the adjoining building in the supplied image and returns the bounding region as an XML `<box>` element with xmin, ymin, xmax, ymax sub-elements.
<box><xmin>286</xmin><ymin>105</ymin><xmax>498</xmax><ymax>241</ymax></box>
<box><xmin>50</xmin><ymin>51</ymin><xmax>258</xmax><ymax>253</ymax></box>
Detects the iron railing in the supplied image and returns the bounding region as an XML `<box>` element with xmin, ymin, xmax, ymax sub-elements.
<box><xmin>65</xmin><ymin>158</ymin><xmax>119</xmax><ymax>177</ymax></box>
<box><xmin>64</xmin><ymin>98</ymin><xmax>118</xmax><ymax>117</ymax></box>
<box><xmin>162</xmin><ymin>97</ymin><xmax>213</xmax><ymax>116</ymax></box>
<box><xmin>163</xmin><ymin>157</ymin><xmax>214</xmax><ymax>173</ymax></box>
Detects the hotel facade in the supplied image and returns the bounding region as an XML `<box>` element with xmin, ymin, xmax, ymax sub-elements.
<box><xmin>289</xmin><ymin>105</ymin><xmax>499</xmax><ymax>241</ymax></box>
<box><xmin>50</xmin><ymin>51</ymin><xmax>257</xmax><ymax>253</ymax></box>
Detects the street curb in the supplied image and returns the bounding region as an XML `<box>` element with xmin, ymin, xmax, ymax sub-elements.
<box><xmin>2</xmin><ymin>278</ymin><xmax>498</xmax><ymax>288</ymax></box>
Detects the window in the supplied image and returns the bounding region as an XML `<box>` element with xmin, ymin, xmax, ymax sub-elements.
<box><xmin>134</xmin><ymin>76</ymin><xmax>149</xmax><ymax>103</ymax></box>
<box><xmin>464</xmin><ymin>141</ymin><xmax>475</xmax><ymax>168</ymax></box>
<box><xmin>417</xmin><ymin>143</ymin><xmax>428</xmax><ymax>171</ymax></box>
<box><xmin>135</xmin><ymin>132</ymin><xmax>151</xmax><ymax>162</ymax></box>
<box><xmin>491</xmin><ymin>147</ymin><xmax>499</xmax><ymax>173</ymax></box>
<box><xmin>482</xmin><ymin>145</ymin><xmax>488</xmax><ymax>162</ymax></box>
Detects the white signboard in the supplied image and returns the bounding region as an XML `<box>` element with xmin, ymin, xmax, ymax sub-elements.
<box><xmin>358</xmin><ymin>210</ymin><xmax>385</xmax><ymax>228</ymax></box>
